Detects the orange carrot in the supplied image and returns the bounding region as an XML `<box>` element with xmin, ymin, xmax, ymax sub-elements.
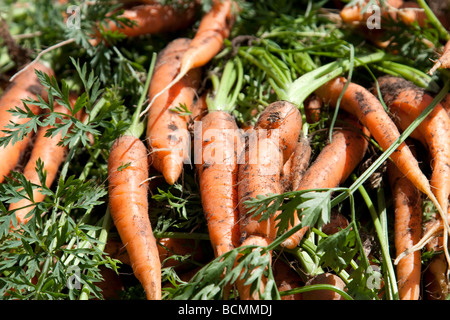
<box><xmin>146</xmin><ymin>38</ymin><xmax>202</xmax><ymax>185</ymax></box>
<box><xmin>321</xmin><ymin>209</ymin><xmax>350</xmax><ymax>235</ymax></box>
<box><xmin>388</xmin><ymin>150</ymin><xmax>422</xmax><ymax>300</ymax></box>
<box><xmin>281</xmin><ymin>115</ymin><xmax>370</xmax><ymax>249</ymax></box>
<box><xmin>143</xmin><ymin>0</ymin><xmax>235</xmax><ymax>116</ymax></box>
<box><xmin>195</xmin><ymin>110</ymin><xmax>241</xmax><ymax>258</ymax></box>
<box><xmin>0</xmin><ymin>62</ymin><xmax>54</xmax><ymax>184</ymax></box>
<box><xmin>89</xmin><ymin>1</ymin><xmax>199</xmax><ymax>46</ymax></box>
<box><xmin>273</xmin><ymin>259</ymin><xmax>303</xmax><ymax>300</ymax></box>
<box><xmin>108</xmin><ymin>134</ymin><xmax>161</xmax><ymax>300</ymax></box>
<box><xmin>315</xmin><ymin>77</ymin><xmax>446</xmax><ymax>226</ymax></box>
<box><xmin>340</xmin><ymin>0</ymin><xmax>403</xmax><ymax>24</ymax></box>
<box><xmin>8</xmin><ymin>100</ymin><xmax>74</xmax><ymax>227</ymax></box>
<box><xmin>236</xmin><ymin>100</ymin><xmax>301</xmax><ymax>299</ymax></box>
<box><xmin>377</xmin><ymin>75</ymin><xmax>450</xmax><ymax>222</ymax></box>
<box><xmin>304</xmin><ymin>94</ymin><xmax>322</xmax><ymax>124</ymax></box>
<box><xmin>289</xmin><ymin>137</ymin><xmax>312</xmax><ymax>192</ymax></box>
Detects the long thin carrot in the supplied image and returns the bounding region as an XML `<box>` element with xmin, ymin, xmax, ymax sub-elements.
<box><xmin>146</xmin><ymin>38</ymin><xmax>202</xmax><ymax>185</ymax></box>
<box><xmin>281</xmin><ymin>115</ymin><xmax>370</xmax><ymax>249</ymax></box>
<box><xmin>236</xmin><ymin>100</ymin><xmax>301</xmax><ymax>299</ymax></box>
<box><xmin>314</xmin><ymin>77</ymin><xmax>446</xmax><ymax>225</ymax></box>
<box><xmin>89</xmin><ymin>2</ymin><xmax>199</xmax><ymax>46</ymax></box>
<box><xmin>377</xmin><ymin>75</ymin><xmax>450</xmax><ymax>222</ymax></box>
<box><xmin>8</xmin><ymin>99</ymin><xmax>74</xmax><ymax>227</ymax></box>
<box><xmin>108</xmin><ymin>135</ymin><xmax>160</xmax><ymax>300</ymax></box>
<box><xmin>196</xmin><ymin>110</ymin><xmax>241</xmax><ymax>257</ymax></box>
<box><xmin>108</xmin><ymin>53</ymin><xmax>161</xmax><ymax>300</ymax></box>
<box><xmin>141</xmin><ymin>0</ymin><xmax>235</xmax><ymax>117</ymax></box>
<box><xmin>387</xmin><ymin>150</ymin><xmax>422</xmax><ymax>300</ymax></box>
<box><xmin>0</xmin><ymin>62</ymin><xmax>54</xmax><ymax>184</ymax></box>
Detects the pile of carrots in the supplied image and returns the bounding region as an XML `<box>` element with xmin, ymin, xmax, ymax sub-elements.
<box><xmin>1</xmin><ymin>0</ymin><xmax>450</xmax><ymax>301</ymax></box>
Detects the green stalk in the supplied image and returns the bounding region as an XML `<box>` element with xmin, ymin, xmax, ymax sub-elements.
<box><xmin>285</xmin><ymin>51</ymin><xmax>387</xmax><ymax>107</ymax></box>
<box><xmin>126</xmin><ymin>52</ymin><xmax>157</xmax><ymax>138</ymax></box>
<box><xmin>372</xmin><ymin>61</ymin><xmax>439</xmax><ymax>92</ymax></box>
<box><xmin>206</xmin><ymin>57</ymin><xmax>244</xmax><ymax>113</ymax></box>
<box><xmin>355</xmin><ymin>176</ymin><xmax>398</xmax><ymax>300</ymax></box>
<box><xmin>416</xmin><ymin>0</ymin><xmax>449</xmax><ymax>41</ymax></box>
<box><xmin>328</xmin><ymin>43</ymin><xmax>355</xmax><ymax>142</ymax></box>
<box><xmin>280</xmin><ymin>283</ymin><xmax>354</xmax><ymax>300</ymax></box>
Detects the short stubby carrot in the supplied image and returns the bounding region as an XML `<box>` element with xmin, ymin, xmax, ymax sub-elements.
<box><xmin>108</xmin><ymin>135</ymin><xmax>161</xmax><ymax>300</ymax></box>
<box><xmin>89</xmin><ymin>1</ymin><xmax>199</xmax><ymax>46</ymax></box>
<box><xmin>9</xmin><ymin>100</ymin><xmax>74</xmax><ymax>227</ymax></box>
<box><xmin>388</xmin><ymin>155</ymin><xmax>422</xmax><ymax>300</ymax></box>
<box><xmin>195</xmin><ymin>110</ymin><xmax>241</xmax><ymax>258</ymax></box>
<box><xmin>281</xmin><ymin>115</ymin><xmax>370</xmax><ymax>249</ymax></box>
<box><xmin>143</xmin><ymin>0</ymin><xmax>235</xmax><ymax>114</ymax></box>
<box><xmin>146</xmin><ymin>38</ymin><xmax>202</xmax><ymax>185</ymax></box>
<box><xmin>315</xmin><ymin>77</ymin><xmax>442</xmax><ymax>219</ymax></box>
<box><xmin>236</xmin><ymin>101</ymin><xmax>301</xmax><ymax>300</ymax></box>
<box><xmin>0</xmin><ymin>62</ymin><xmax>54</xmax><ymax>184</ymax></box>
<box><xmin>377</xmin><ymin>75</ymin><xmax>450</xmax><ymax>221</ymax></box>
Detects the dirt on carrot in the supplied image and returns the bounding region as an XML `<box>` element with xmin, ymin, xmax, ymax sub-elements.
<box><xmin>146</xmin><ymin>38</ymin><xmax>202</xmax><ymax>185</ymax></box>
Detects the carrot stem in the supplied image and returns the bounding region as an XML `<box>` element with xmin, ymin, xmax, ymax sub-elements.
<box><xmin>416</xmin><ymin>0</ymin><xmax>449</xmax><ymax>42</ymax></box>
<box><xmin>127</xmin><ymin>52</ymin><xmax>157</xmax><ymax>138</ymax></box>
<box><xmin>280</xmin><ymin>283</ymin><xmax>354</xmax><ymax>300</ymax></box>
<box><xmin>355</xmin><ymin>176</ymin><xmax>399</xmax><ymax>300</ymax></box>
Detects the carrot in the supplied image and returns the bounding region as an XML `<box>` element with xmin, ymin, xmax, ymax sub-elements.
<box><xmin>387</xmin><ymin>149</ymin><xmax>422</xmax><ymax>300</ymax></box>
<box><xmin>321</xmin><ymin>209</ymin><xmax>350</xmax><ymax>235</ymax></box>
<box><xmin>429</xmin><ymin>39</ymin><xmax>450</xmax><ymax>75</ymax></box>
<box><xmin>146</xmin><ymin>38</ymin><xmax>202</xmax><ymax>185</ymax></box>
<box><xmin>107</xmin><ymin>134</ymin><xmax>161</xmax><ymax>300</ymax></box>
<box><xmin>142</xmin><ymin>0</ymin><xmax>235</xmax><ymax>117</ymax></box>
<box><xmin>89</xmin><ymin>1</ymin><xmax>199</xmax><ymax>46</ymax></box>
<box><xmin>377</xmin><ymin>75</ymin><xmax>450</xmax><ymax>224</ymax></box>
<box><xmin>304</xmin><ymin>94</ymin><xmax>322</xmax><ymax>124</ymax></box>
<box><xmin>194</xmin><ymin>57</ymin><xmax>244</xmax><ymax>259</ymax></box>
<box><xmin>0</xmin><ymin>62</ymin><xmax>54</xmax><ymax>184</ymax></box>
<box><xmin>8</xmin><ymin>100</ymin><xmax>74</xmax><ymax>227</ymax></box>
<box><xmin>280</xmin><ymin>137</ymin><xmax>311</xmax><ymax>192</ymax></box>
<box><xmin>273</xmin><ymin>259</ymin><xmax>303</xmax><ymax>300</ymax></box>
<box><xmin>314</xmin><ymin>77</ymin><xmax>447</xmax><ymax>229</ymax></box>
<box><xmin>196</xmin><ymin>111</ymin><xmax>241</xmax><ymax>257</ymax></box>
<box><xmin>189</xmin><ymin>93</ymin><xmax>208</xmax><ymax>123</ymax></box>
<box><xmin>281</xmin><ymin>115</ymin><xmax>370</xmax><ymax>249</ymax></box>
<box><xmin>340</xmin><ymin>0</ymin><xmax>403</xmax><ymax>24</ymax></box>
<box><xmin>236</xmin><ymin>100</ymin><xmax>301</xmax><ymax>299</ymax></box>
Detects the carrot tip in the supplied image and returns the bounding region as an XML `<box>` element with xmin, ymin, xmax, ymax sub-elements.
<box><xmin>280</xmin><ymin>239</ymin><xmax>295</xmax><ymax>249</ymax></box>
<box><xmin>162</xmin><ymin>156</ymin><xmax>183</xmax><ymax>185</ymax></box>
